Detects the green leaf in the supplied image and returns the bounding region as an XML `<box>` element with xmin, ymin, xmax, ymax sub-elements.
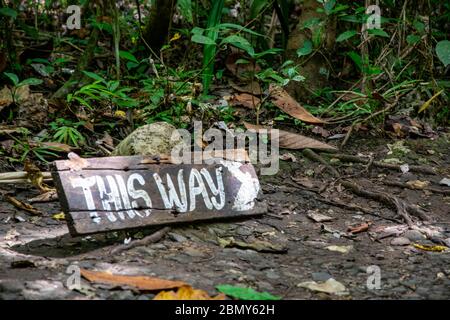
<box><xmin>336</xmin><ymin>30</ymin><xmax>358</xmax><ymax>42</ymax></box>
<box><xmin>18</xmin><ymin>78</ymin><xmax>43</xmax><ymax>87</ymax></box>
<box><xmin>406</xmin><ymin>35</ymin><xmax>421</xmax><ymax>45</ymax></box>
<box><xmin>436</xmin><ymin>40</ymin><xmax>450</xmax><ymax>67</ymax></box>
<box><xmin>220</xmin><ymin>35</ymin><xmax>255</xmax><ymax>56</ymax></box>
<box><xmin>296</xmin><ymin>40</ymin><xmax>313</xmax><ymax>57</ymax></box>
<box><xmin>0</xmin><ymin>7</ymin><xmax>17</xmax><ymax>19</ymax></box>
<box><xmin>82</xmin><ymin>71</ymin><xmax>105</xmax><ymax>82</ymax></box>
<box><xmin>191</xmin><ymin>34</ymin><xmax>216</xmax><ymax>45</ymax></box>
<box><xmin>323</xmin><ymin>0</ymin><xmax>336</xmax><ymax>15</ymax></box>
<box><xmin>216</xmin><ymin>23</ymin><xmax>263</xmax><ymax>37</ymax></box>
<box><xmin>216</xmin><ymin>285</ymin><xmax>281</xmax><ymax>300</ymax></box>
<box><xmin>348</xmin><ymin>51</ymin><xmax>363</xmax><ymax>71</ymax></box>
<box><xmin>368</xmin><ymin>29</ymin><xmax>389</xmax><ymax>38</ymax></box>
<box><xmin>250</xmin><ymin>0</ymin><xmax>270</xmax><ymax>19</ymax></box>
<box><xmin>177</xmin><ymin>0</ymin><xmax>193</xmax><ymax>24</ymax></box>
<box><xmin>4</xmin><ymin>72</ymin><xmax>19</xmax><ymax>86</ymax></box>
<box><xmin>119</xmin><ymin>51</ymin><xmax>138</xmax><ymax>64</ymax></box>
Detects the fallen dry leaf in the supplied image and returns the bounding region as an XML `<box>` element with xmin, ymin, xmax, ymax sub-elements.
<box><xmin>154</xmin><ymin>286</ymin><xmax>226</xmax><ymax>300</ymax></box>
<box><xmin>244</xmin><ymin>122</ymin><xmax>337</xmax><ymax>151</ymax></box>
<box><xmin>406</xmin><ymin>180</ymin><xmax>430</xmax><ymax>190</ymax></box>
<box><xmin>80</xmin><ymin>269</ymin><xmax>188</xmax><ymax>291</ymax></box>
<box><xmin>326</xmin><ymin>245</ymin><xmax>353</xmax><ymax>254</ymax></box>
<box><xmin>412</xmin><ymin>244</ymin><xmax>448</xmax><ymax>252</ymax></box>
<box><xmin>24</xmin><ymin>160</ymin><xmax>53</xmax><ymax>193</ymax></box>
<box><xmin>5</xmin><ymin>195</ymin><xmax>42</xmax><ymax>216</ymax></box>
<box><xmin>298</xmin><ymin>278</ymin><xmax>347</xmax><ymax>295</ymax></box>
<box><xmin>231</xmin><ymin>93</ymin><xmax>261</xmax><ymax>109</ymax></box>
<box><xmin>307</xmin><ymin>211</ymin><xmax>334</xmax><ymax>222</ymax></box>
<box><xmin>347</xmin><ymin>222</ymin><xmax>371</xmax><ymax>234</ymax></box>
<box><xmin>28</xmin><ymin>190</ymin><xmax>58</xmax><ymax>203</ymax></box>
<box><xmin>230</xmin><ymin>81</ymin><xmax>263</xmax><ymax>96</ymax></box>
<box><xmin>40</xmin><ymin>142</ymin><xmax>72</xmax><ymax>153</ymax></box>
<box><xmin>65</xmin><ymin>152</ymin><xmax>89</xmax><ymax>171</ymax></box>
<box><xmin>269</xmin><ymin>84</ymin><xmax>325</xmax><ymax>124</ymax></box>
<box><xmin>279</xmin><ymin>152</ymin><xmax>298</xmax><ymax>162</ymax></box>
<box><xmin>52</xmin><ymin>212</ymin><xmax>65</xmax><ymax>221</ymax></box>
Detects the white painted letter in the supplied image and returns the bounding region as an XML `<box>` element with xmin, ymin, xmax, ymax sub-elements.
<box><xmin>127</xmin><ymin>173</ymin><xmax>152</xmax><ymax>217</ymax></box>
<box><xmin>200</xmin><ymin>167</ymin><xmax>225</xmax><ymax>209</ymax></box>
<box><xmin>153</xmin><ymin>170</ymin><xmax>188</xmax><ymax>212</ymax></box>
<box><xmin>189</xmin><ymin>168</ymin><xmax>213</xmax><ymax>211</ymax></box>
<box><xmin>71</xmin><ymin>176</ymin><xmax>100</xmax><ymax>224</ymax></box>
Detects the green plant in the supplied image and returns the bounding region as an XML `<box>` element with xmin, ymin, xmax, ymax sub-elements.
<box><xmin>3</xmin><ymin>72</ymin><xmax>43</xmax><ymax>103</ymax></box>
<box><xmin>49</xmin><ymin>118</ymin><xmax>86</xmax><ymax>147</ymax></box>
<box><xmin>67</xmin><ymin>71</ymin><xmax>138</xmax><ymax>110</ymax></box>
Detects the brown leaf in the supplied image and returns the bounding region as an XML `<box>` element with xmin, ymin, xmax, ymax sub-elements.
<box><xmin>40</xmin><ymin>142</ymin><xmax>73</xmax><ymax>153</ymax></box>
<box><xmin>231</xmin><ymin>93</ymin><xmax>261</xmax><ymax>109</ymax></box>
<box><xmin>65</xmin><ymin>152</ymin><xmax>89</xmax><ymax>171</ymax></box>
<box><xmin>225</xmin><ymin>53</ymin><xmax>261</xmax><ymax>80</ymax></box>
<box><xmin>24</xmin><ymin>160</ymin><xmax>53</xmax><ymax>193</ymax></box>
<box><xmin>5</xmin><ymin>195</ymin><xmax>42</xmax><ymax>216</ymax></box>
<box><xmin>80</xmin><ymin>269</ymin><xmax>188</xmax><ymax>291</ymax></box>
<box><xmin>230</xmin><ymin>81</ymin><xmax>263</xmax><ymax>95</ymax></box>
<box><xmin>347</xmin><ymin>222</ymin><xmax>371</xmax><ymax>234</ymax></box>
<box><xmin>269</xmin><ymin>85</ymin><xmax>325</xmax><ymax>124</ymax></box>
<box><xmin>244</xmin><ymin>122</ymin><xmax>337</xmax><ymax>151</ymax></box>
<box><xmin>28</xmin><ymin>190</ymin><xmax>58</xmax><ymax>203</ymax></box>
<box><xmin>154</xmin><ymin>286</ymin><xmax>226</xmax><ymax>300</ymax></box>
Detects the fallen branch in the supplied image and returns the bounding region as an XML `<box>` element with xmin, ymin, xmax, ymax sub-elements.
<box><xmin>0</xmin><ymin>171</ymin><xmax>52</xmax><ymax>184</ymax></box>
<box><xmin>110</xmin><ymin>227</ymin><xmax>171</xmax><ymax>255</ymax></box>
<box><xmin>384</xmin><ymin>181</ymin><xmax>450</xmax><ymax>196</ymax></box>
<box><xmin>321</xmin><ymin>153</ymin><xmax>436</xmax><ymax>175</ymax></box>
<box><xmin>341</xmin><ymin>180</ymin><xmax>430</xmax><ymax>226</ymax></box>
<box><xmin>303</xmin><ymin>148</ymin><xmax>431</xmax><ymax>225</ymax></box>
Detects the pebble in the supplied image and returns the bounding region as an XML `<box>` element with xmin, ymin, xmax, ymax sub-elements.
<box><xmin>168</xmin><ymin>232</ymin><xmax>187</xmax><ymax>243</ymax></box>
<box><xmin>403</xmin><ymin>230</ymin><xmax>425</xmax><ymax>241</ymax></box>
<box><xmin>312</xmin><ymin>272</ymin><xmax>332</xmax><ymax>282</ymax></box>
<box><xmin>390</xmin><ymin>237</ymin><xmax>411</xmax><ymax>246</ymax></box>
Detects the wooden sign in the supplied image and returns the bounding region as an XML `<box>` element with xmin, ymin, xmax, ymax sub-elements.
<box><xmin>52</xmin><ymin>153</ymin><xmax>266</xmax><ymax>236</ymax></box>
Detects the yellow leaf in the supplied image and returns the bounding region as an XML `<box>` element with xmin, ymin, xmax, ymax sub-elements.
<box><xmin>52</xmin><ymin>212</ymin><xmax>65</xmax><ymax>221</ymax></box>
<box><xmin>154</xmin><ymin>286</ymin><xmax>226</xmax><ymax>300</ymax></box>
<box><xmin>418</xmin><ymin>89</ymin><xmax>444</xmax><ymax>113</ymax></box>
<box><xmin>413</xmin><ymin>243</ymin><xmax>448</xmax><ymax>252</ymax></box>
<box><xmin>170</xmin><ymin>32</ymin><xmax>181</xmax><ymax>42</ymax></box>
<box><xmin>114</xmin><ymin>110</ymin><xmax>126</xmax><ymax>119</ymax></box>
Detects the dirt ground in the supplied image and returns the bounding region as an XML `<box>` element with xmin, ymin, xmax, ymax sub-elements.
<box><xmin>0</xmin><ymin>134</ymin><xmax>449</xmax><ymax>300</ymax></box>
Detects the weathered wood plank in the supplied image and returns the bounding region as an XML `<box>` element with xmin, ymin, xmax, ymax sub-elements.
<box><xmin>52</xmin><ymin>154</ymin><xmax>265</xmax><ymax>236</ymax></box>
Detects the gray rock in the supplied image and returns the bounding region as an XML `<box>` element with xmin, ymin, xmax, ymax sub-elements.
<box><xmin>390</xmin><ymin>237</ymin><xmax>411</xmax><ymax>246</ymax></box>
<box><xmin>111</xmin><ymin>122</ymin><xmax>186</xmax><ymax>156</ymax></box>
<box><xmin>22</xmin><ymin>280</ymin><xmax>69</xmax><ymax>300</ymax></box>
<box><xmin>0</xmin><ymin>280</ymin><xmax>25</xmax><ymax>293</ymax></box>
<box><xmin>403</xmin><ymin>230</ymin><xmax>425</xmax><ymax>241</ymax></box>
<box><xmin>265</xmin><ymin>270</ymin><xmax>280</xmax><ymax>280</ymax></box>
<box><xmin>312</xmin><ymin>272</ymin><xmax>332</xmax><ymax>282</ymax></box>
<box><xmin>168</xmin><ymin>232</ymin><xmax>187</xmax><ymax>242</ymax></box>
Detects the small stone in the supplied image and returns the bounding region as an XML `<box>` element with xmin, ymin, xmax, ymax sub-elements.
<box><xmin>390</xmin><ymin>237</ymin><xmax>411</xmax><ymax>246</ymax></box>
<box><xmin>0</xmin><ymin>280</ymin><xmax>25</xmax><ymax>293</ymax></box>
<box><xmin>403</xmin><ymin>230</ymin><xmax>425</xmax><ymax>241</ymax></box>
<box><xmin>168</xmin><ymin>232</ymin><xmax>187</xmax><ymax>242</ymax></box>
<box><xmin>312</xmin><ymin>272</ymin><xmax>332</xmax><ymax>282</ymax></box>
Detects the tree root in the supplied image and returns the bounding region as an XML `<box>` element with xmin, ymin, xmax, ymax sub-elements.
<box><xmin>303</xmin><ymin>148</ymin><xmax>431</xmax><ymax>226</ymax></box>
<box><xmin>321</xmin><ymin>153</ymin><xmax>436</xmax><ymax>175</ymax></box>
<box><xmin>110</xmin><ymin>227</ymin><xmax>171</xmax><ymax>255</ymax></box>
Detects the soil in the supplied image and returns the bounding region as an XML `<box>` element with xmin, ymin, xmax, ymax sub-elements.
<box><xmin>0</xmin><ymin>135</ymin><xmax>449</xmax><ymax>300</ymax></box>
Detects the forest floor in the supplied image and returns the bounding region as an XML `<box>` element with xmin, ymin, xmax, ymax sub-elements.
<box><xmin>0</xmin><ymin>134</ymin><xmax>449</xmax><ymax>300</ymax></box>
